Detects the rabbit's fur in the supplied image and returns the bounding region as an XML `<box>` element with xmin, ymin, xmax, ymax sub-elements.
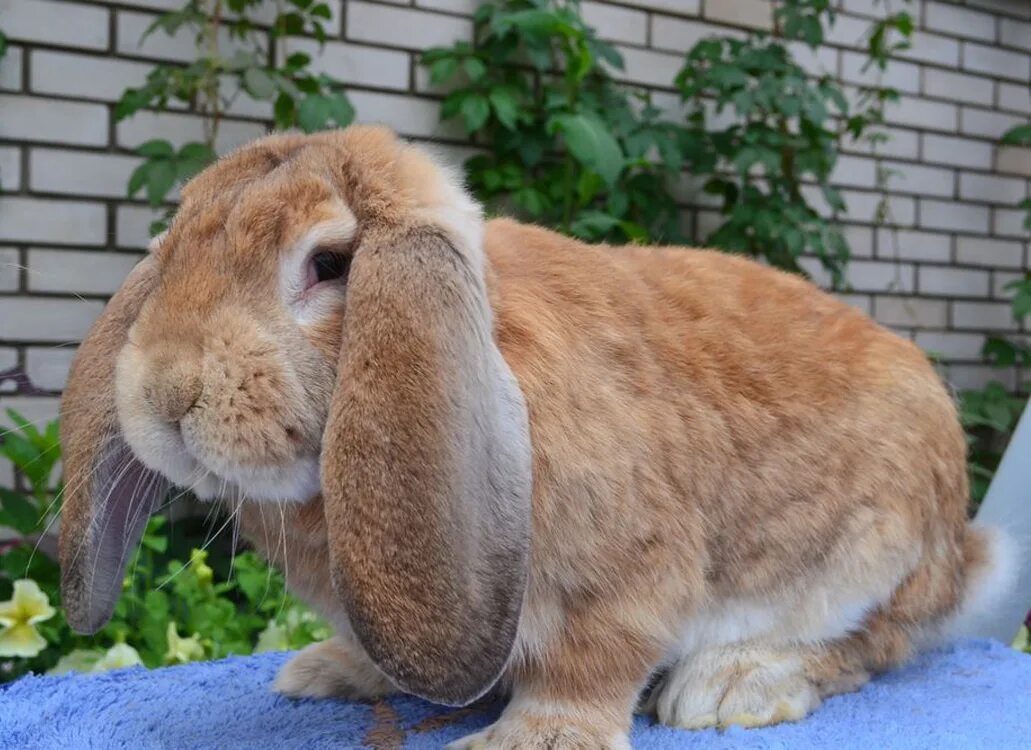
<box><xmin>59</xmin><ymin>126</ymin><xmax>1008</xmax><ymax>749</ymax></box>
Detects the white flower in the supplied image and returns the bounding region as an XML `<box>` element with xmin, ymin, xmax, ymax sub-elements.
<box><xmin>92</xmin><ymin>643</ymin><xmax>143</xmax><ymax>672</ymax></box>
<box><xmin>164</xmin><ymin>622</ymin><xmax>205</xmax><ymax>664</ymax></box>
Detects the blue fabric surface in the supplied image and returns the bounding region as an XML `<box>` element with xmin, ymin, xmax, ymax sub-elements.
<box><xmin>1</xmin><ymin>639</ymin><xmax>1029</xmax><ymax>749</ymax></box>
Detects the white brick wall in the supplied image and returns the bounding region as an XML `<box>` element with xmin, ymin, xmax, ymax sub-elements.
<box><xmin>0</xmin><ymin>0</ymin><xmax>1027</xmax><ymax>410</ymax></box>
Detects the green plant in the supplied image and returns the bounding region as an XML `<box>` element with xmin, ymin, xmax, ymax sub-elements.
<box><xmin>422</xmin><ymin>0</ymin><xmax>686</xmax><ymax>243</ymax></box>
<box><xmin>675</xmin><ymin>0</ymin><xmax>913</xmax><ymax>286</ymax></box>
<box><xmin>958</xmin><ymin>122</ymin><xmax>1031</xmax><ymax>508</ymax></box>
<box><xmin>0</xmin><ymin>413</ymin><xmax>327</xmax><ymax>681</ymax></box>
<box><xmin>117</xmin><ymin>0</ymin><xmax>354</xmax><ymax>233</ymax></box>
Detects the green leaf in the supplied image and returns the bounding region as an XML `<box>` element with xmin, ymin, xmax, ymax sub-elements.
<box><xmin>488</xmin><ymin>89</ymin><xmax>520</xmax><ymax>130</ymax></box>
<box><xmin>459</xmin><ymin>94</ymin><xmax>491</xmax><ymax>133</ymax></box>
<box><xmin>135</xmin><ymin>139</ymin><xmax>175</xmax><ymax>158</ymax></box>
<box><xmin>1001</xmin><ymin>124</ymin><xmax>1031</xmax><ymax>147</ymax></box>
<box><xmin>550</xmin><ymin>113</ymin><xmax>625</xmax><ymax>187</ymax></box>
<box><xmin>462</xmin><ymin>57</ymin><xmax>487</xmax><ymax>82</ymax></box>
<box><xmin>325</xmin><ymin>92</ymin><xmax>355</xmax><ymax>127</ymax></box>
<box><xmin>0</xmin><ymin>488</ymin><xmax>40</xmax><ymax>534</ymax></box>
<box><xmin>244</xmin><ymin>67</ymin><xmax>277</xmax><ymax>100</ymax></box>
<box><xmin>145</xmin><ymin>158</ymin><xmax>177</xmax><ymax>206</ymax></box>
<box><xmin>298</xmin><ymin>95</ymin><xmax>330</xmax><ymax>132</ymax></box>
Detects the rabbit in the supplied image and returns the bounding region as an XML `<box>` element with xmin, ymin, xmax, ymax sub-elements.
<box><xmin>58</xmin><ymin>125</ymin><xmax>1014</xmax><ymax>750</ymax></box>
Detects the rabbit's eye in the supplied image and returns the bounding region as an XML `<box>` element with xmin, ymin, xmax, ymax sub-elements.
<box><xmin>309</xmin><ymin>250</ymin><xmax>352</xmax><ymax>286</ymax></box>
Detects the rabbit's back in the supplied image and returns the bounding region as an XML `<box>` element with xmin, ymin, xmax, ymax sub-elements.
<box><xmin>485</xmin><ymin>218</ymin><xmax>969</xmax><ymax>658</ymax></box>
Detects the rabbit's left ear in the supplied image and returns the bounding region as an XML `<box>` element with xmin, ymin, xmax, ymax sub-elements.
<box><xmin>320</xmin><ymin>221</ymin><xmax>532</xmax><ymax>706</ymax></box>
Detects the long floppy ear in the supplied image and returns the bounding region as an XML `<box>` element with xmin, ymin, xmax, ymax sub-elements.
<box><xmin>322</xmin><ymin>222</ymin><xmax>533</xmax><ymax>706</ymax></box>
<box><xmin>59</xmin><ymin>257</ymin><xmax>168</xmax><ymax>634</ymax></box>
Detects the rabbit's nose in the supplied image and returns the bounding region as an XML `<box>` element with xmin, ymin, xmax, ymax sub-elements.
<box><xmin>147</xmin><ymin>357</ymin><xmax>203</xmax><ymax>424</ymax></box>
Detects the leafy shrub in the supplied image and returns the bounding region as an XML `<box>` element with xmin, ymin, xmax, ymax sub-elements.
<box><xmin>116</xmin><ymin>0</ymin><xmax>354</xmax><ymax>233</ymax></box>
<box><xmin>959</xmin><ymin>122</ymin><xmax>1031</xmax><ymax>509</ymax></box>
<box><xmin>423</xmin><ymin>0</ymin><xmax>686</xmax><ymax>244</ymax></box>
<box><xmin>0</xmin><ymin>412</ymin><xmax>327</xmax><ymax>682</ymax></box>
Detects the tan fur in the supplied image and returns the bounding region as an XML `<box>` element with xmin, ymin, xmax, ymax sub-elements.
<box><xmin>60</xmin><ymin>126</ymin><xmax>990</xmax><ymax>748</ymax></box>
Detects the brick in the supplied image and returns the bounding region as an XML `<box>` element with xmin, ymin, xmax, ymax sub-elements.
<box><xmin>993</xmin><ymin>271</ymin><xmax>1025</xmax><ymax>299</ymax></box>
<box><xmin>116</xmin><ymin>11</ymin><xmax>256</xmax><ymax>63</ymax></box>
<box><xmin>0</xmin><ymin>95</ymin><xmax>108</xmax><ymax>146</ymax></box>
<box><xmin>918</xmin><ymin>266</ymin><xmax>990</xmax><ymax>298</ymax></box>
<box><xmin>831</xmin><ymin>154</ymin><xmax>878</xmax><ymax>188</ymax></box>
<box><xmin>29</xmin><ymin>50</ymin><xmax>153</xmax><ymax>102</ymax></box>
<box><xmin>923</xmin><ymin>69</ymin><xmax>994</xmax><ymax>107</ymax></box>
<box><xmin>0</xmin><ymin>147</ymin><xmax>20</xmax><ymax>192</ymax></box>
<box><xmin>116</xmin><ymin>205</ymin><xmax>164</xmax><ymax>249</ymax></box>
<box><xmin>0</xmin><ymin>45</ymin><xmax>22</xmax><ymax>92</ymax></box>
<box><xmin>612</xmin><ymin>46</ymin><xmax>683</xmax><ymax>89</ymax></box>
<box><xmin>0</xmin><ymin>248</ymin><xmax>19</xmax><ymax>292</ymax></box>
<box><xmin>581</xmin><ymin>2</ymin><xmax>647</xmax><ymax>46</ymax></box>
<box><xmin>834</xmin><ymin>293</ymin><xmax>872</xmax><ymax>315</ymax></box>
<box><xmin>349</xmin><ymin>90</ymin><xmax>463</xmax><ymax>140</ymax></box>
<box><xmin>621</xmin><ymin>0</ymin><xmax>701</xmax><ymax>14</ymax></box>
<box><xmin>948</xmin><ymin>364</ymin><xmax>1016</xmax><ymax>391</ymax></box>
<box><xmin>117</xmin><ymin>110</ymin><xmax>265</xmax><ymax>152</ymax></box>
<box><xmin>956</xmin><ymin>237</ymin><xmax>1026</xmax><ymax>269</ymax></box>
<box><xmin>925</xmin><ymin>2</ymin><xmax>996</xmax><ymax>42</ymax></box>
<box><xmin>848</xmin><ymin>259</ymin><xmax>915</xmax><ymax>293</ymax></box>
<box><xmin>0</xmin><ymin>398</ymin><xmax>60</xmax><ymax>437</ymax></box>
<box><xmin>0</xmin><ymin>0</ymin><xmax>109</xmax><ymax>50</ymax></box>
<box><xmin>876</xmin><ymin>228</ymin><xmax>951</xmax><ymax>263</ymax></box>
<box><xmin>25</xmin><ymin>347</ymin><xmax>76</xmax><ymax>391</ymax></box>
<box><xmin>823</xmin><ymin>13</ymin><xmax>870</xmax><ymax>50</ymax></box>
<box><xmin>788</xmin><ymin>41</ymin><xmax>838</xmax><ymax>76</ymax></box>
<box><xmin>959</xmin><ymin>172</ymin><xmax>1028</xmax><ymax>205</ymax></box>
<box><xmin>915</xmin><ymin>331</ymin><xmax>987</xmax><ymax>361</ymax></box>
<box><xmin>883</xmin><ymin>160</ymin><xmax>955</xmax><ymax>198</ymax></box>
<box><xmin>797</xmin><ymin>256</ymin><xmax>833</xmax><ymax>288</ymax></box>
<box><xmin>842</xmin><ymin>125</ymin><xmax>919</xmax><ymax>160</ymax></box>
<box><xmin>887</xmin><ymin>96</ymin><xmax>957</xmax><ymax>131</ymax></box>
<box><xmin>996</xmin><ymin>146</ymin><xmax>1031</xmax><ymax>176</ymax></box>
<box><xmin>994</xmin><ymin>207</ymin><xmax>1030</xmax><ymax>237</ymax></box>
<box><xmin>703</xmin><ymin>0</ymin><xmax>772</xmax><ymax>30</ymax></box>
<box><xmin>28</xmin><ymin>249</ymin><xmax>143</xmax><ymax>295</ymax></box>
<box><xmin>0</xmin><ymin>198</ymin><xmax>106</xmax><ymax>245</ymax></box>
<box><xmin>0</xmin><ymin>297</ymin><xmax>105</xmax><ymax>342</ymax></box>
<box><xmin>346</xmin><ymin>2</ymin><xmax>470</xmax><ymax>50</ymax></box>
<box><xmin>922</xmin><ymin>134</ymin><xmax>993</xmax><ymax>170</ymax></box>
<box><xmin>897</xmin><ymin>31</ymin><xmax>961</xmax><ymax>67</ymax></box>
<box><xmin>651</xmin><ymin>16</ymin><xmax>739</xmax><ymax>53</ymax></box>
<box><xmin>842</xmin><ymin>225</ymin><xmax>874</xmax><ymax>259</ymax></box>
<box><xmin>962</xmin><ymin>42</ymin><xmax>1029</xmax><ymax>82</ymax></box>
<box><xmin>874</xmin><ymin>296</ymin><xmax>948</xmax><ymax>328</ymax></box>
<box><xmin>415</xmin><ymin>0</ymin><xmax>478</xmax><ymax>12</ymax></box>
<box><xmin>920</xmin><ymin>199</ymin><xmax>991</xmax><ymax>234</ymax></box>
<box><xmin>960</xmin><ymin>107</ymin><xmax>1026</xmax><ymax>140</ymax></box>
<box><xmin>998</xmin><ymin>82</ymin><xmax>1031</xmax><ymax>115</ymax></box>
<box><xmin>966</xmin><ymin>0</ymin><xmax>1030</xmax><ymax>20</ymax></box>
<box><xmin>1000</xmin><ymin>19</ymin><xmax>1031</xmax><ymax>52</ymax></box>
<box><xmin>29</xmin><ymin>150</ymin><xmax>140</xmax><ymax>200</ymax></box>
<box><xmin>290</xmin><ymin>39</ymin><xmax>410</xmax><ymax>92</ymax></box>
<box><xmin>840</xmin><ymin>50</ymin><xmax>919</xmax><ymax>94</ymax></box>
<box><xmin>841</xmin><ymin>190</ymin><xmax>915</xmax><ymax>226</ymax></box>
<box><xmin>952</xmin><ymin>301</ymin><xmax>1018</xmax><ymax>331</ymax></box>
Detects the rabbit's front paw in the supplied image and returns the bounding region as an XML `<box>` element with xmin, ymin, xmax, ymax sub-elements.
<box><xmin>445</xmin><ymin>707</ymin><xmax>629</xmax><ymax>750</ymax></box>
<box><xmin>274</xmin><ymin>637</ymin><xmax>396</xmax><ymax>701</ymax></box>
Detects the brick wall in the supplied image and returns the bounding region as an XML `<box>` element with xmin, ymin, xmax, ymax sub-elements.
<box><xmin>0</xmin><ymin>0</ymin><xmax>1028</xmax><ymax>480</ymax></box>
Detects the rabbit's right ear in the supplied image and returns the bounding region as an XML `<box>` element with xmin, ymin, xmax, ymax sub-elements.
<box><xmin>59</xmin><ymin>257</ymin><xmax>168</xmax><ymax>635</ymax></box>
<box><xmin>321</xmin><ymin>219</ymin><xmax>533</xmax><ymax>707</ymax></box>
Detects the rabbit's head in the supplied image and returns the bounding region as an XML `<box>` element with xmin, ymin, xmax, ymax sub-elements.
<box><xmin>58</xmin><ymin>126</ymin><xmax>533</xmax><ymax>705</ymax></box>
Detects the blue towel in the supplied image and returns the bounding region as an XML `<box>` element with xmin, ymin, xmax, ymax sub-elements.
<box><xmin>1</xmin><ymin>639</ymin><xmax>1029</xmax><ymax>749</ymax></box>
